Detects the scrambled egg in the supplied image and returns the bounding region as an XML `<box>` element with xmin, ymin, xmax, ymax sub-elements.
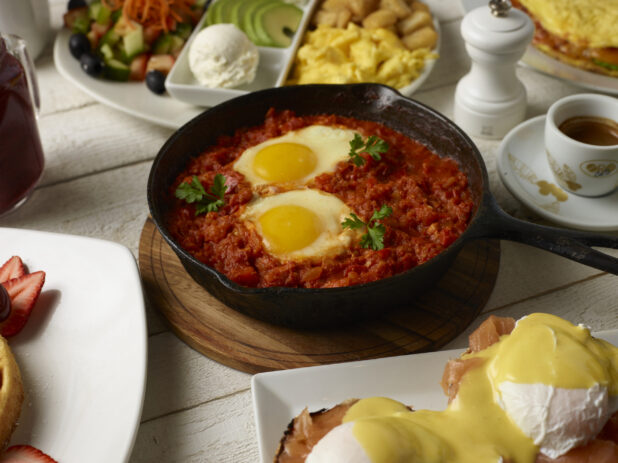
<box><xmin>519</xmin><ymin>0</ymin><xmax>618</xmax><ymax>48</ymax></box>
<box><xmin>286</xmin><ymin>23</ymin><xmax>436</xmax><ymax>89</ymax></box>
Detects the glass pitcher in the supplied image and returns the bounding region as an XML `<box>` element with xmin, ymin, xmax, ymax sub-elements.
<box><xmin>0</xmin><ymin>33</ymin><xmax>44</xmax><ymax>216</ymax></box>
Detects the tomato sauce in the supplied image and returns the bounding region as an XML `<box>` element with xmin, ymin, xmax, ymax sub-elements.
<box><xmin>167</xmin><ymin>109</ymin><xmax>474</xmax><ymax>288</ymax></box>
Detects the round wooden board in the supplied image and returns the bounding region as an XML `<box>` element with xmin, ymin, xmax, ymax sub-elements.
<box><xmin>139</xmin><ymin>218</ymin><xmax>500</xmax><ymax>374</ymax></box>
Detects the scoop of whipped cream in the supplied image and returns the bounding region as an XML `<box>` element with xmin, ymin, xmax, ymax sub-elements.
<box><xmin>188</xmin><ymin>24</ymin><xmax>258</xmax><ymax>88</ymax></box>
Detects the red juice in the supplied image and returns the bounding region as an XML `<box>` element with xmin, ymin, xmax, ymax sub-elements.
<box><xmin>0</xmin><ymin>37</ymin><xmax>44</xmax><ymax>215</ymax></box>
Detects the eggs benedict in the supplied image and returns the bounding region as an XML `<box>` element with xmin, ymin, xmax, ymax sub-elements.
<box><xmin>275</xmin><ymin>313</ymin><xmax>618</xmax><ymax>462</ymax></box>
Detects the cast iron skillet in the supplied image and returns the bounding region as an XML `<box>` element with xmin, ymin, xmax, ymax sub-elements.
<box><xmin>148</xmin><ymin>84</ymin><xmax>618</xmax><ymax>328</ymax></box>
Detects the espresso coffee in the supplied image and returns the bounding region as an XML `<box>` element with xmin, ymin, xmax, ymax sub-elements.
<box><xmin>558</xmin><ymin>116</ymin><xmax>618</xmax><ymax>146</ymax></box>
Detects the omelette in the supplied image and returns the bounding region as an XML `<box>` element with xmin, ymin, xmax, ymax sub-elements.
<box><xmin>512</xmin><ymin>0</ymin><xmax>618</xmax><ymax>77</ymax></box>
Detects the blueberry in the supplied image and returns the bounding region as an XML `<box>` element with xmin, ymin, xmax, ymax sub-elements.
<box><xmin>69</xmin><ymin>33</ymin><xmax>91</xmax><ymax>60</ymax></box>
<box><xmin>146</xmin><ymin>70</ymin><xmax>166</xmax><ymax>95</ymax></box>
<box><xmin>68</xmin><ymin>0</ymin><xmax>87</xmax><ymax>9</ymax></box>
<box><xmin>80</xmin><ymin>52</ymin><xmax>104</xmax><ymax>77</ymax></box>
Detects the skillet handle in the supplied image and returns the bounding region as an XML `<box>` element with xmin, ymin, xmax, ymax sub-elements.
<box><xmin>468</xmin><ymin>198</ymin><xmax>618</xmax><ymax>275</ymax></box>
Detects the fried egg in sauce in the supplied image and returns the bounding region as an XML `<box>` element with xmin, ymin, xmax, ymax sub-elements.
<box><xmin>233</xmin><ymin>125</ymin><xmax>357</xmax><ymax>186</ymax></box>
<box><xmin>241</xmin><ymin>189</ymin><xmax>361</xmax><ymax>261</ymax></box>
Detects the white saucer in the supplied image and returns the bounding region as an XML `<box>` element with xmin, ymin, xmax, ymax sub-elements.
<box><xmin>497</xmin><ymin>115</ymin><xmax>618</xmax><ymax>231</ymax></box>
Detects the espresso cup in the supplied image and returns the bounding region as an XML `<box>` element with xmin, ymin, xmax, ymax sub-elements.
<box><xmin>544</xmin><ymin>93</ymin><xmax>618</xmax><ymax>197</ymax></box>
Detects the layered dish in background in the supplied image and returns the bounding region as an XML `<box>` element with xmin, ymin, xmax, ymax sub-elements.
<box><xmin>511</xmin><ymin>0</ymin><xmax>618</xmax><ymax>77</ymax></box>
<box><xmin>274</xmin><ymin>313</ymin><xmax>618</xmax><ymax>462</ymax></box>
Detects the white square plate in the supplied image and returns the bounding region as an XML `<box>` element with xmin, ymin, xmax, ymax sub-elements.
<box><xmin>252</xmin><ymin>329</ymin><xmax>618</xmax><ymax>463</ymax></box>
<box><xmin>2</xmin><ymin>228</ymin><xmax>147</xmax><ymax>463</ymax></box>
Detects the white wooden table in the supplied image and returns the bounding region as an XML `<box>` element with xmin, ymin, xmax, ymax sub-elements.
<box><xmin>2</xmin><ymin>0</ymin><xmax>617</xmax><ymax>461</ymax></box>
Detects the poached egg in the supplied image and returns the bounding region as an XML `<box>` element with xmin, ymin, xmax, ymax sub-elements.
<box><xmin>304</xmin><ymin>313</ymin><xmax>618</xmax><ymax>462</ymax></box>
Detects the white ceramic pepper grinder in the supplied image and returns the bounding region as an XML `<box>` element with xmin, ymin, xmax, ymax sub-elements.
<box><xmin>454</xmin><ymin>0</ymin><xmax>534</xmax><ymax>139</ymax></box>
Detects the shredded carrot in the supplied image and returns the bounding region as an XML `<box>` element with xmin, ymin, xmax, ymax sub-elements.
<box><xmin>102</xmin><ymin>0</ymin><xmax>197</xmax><ymax>33</ymax></box>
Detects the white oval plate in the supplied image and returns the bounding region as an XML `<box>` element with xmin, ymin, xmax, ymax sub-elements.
<box><xmin>252</xmin><ymin>328</ymin><xmax>618</xmax><ymax>463</ymax></box>
<box><xmin>3</xmin><ymin>228</ymin><xmax>147</xmax><ymax>463</ymax></box>
<box><xmin>54</xmin><ymin>4</ymin><xmax>440</xmax><ymax>127</ymax></box>
<box><xmin>497</xmin><ymin>115</ymin><xmax>618</xmax><ymax>231</ymax></box>
<box><xmin>53</xmin><ymin>29</ymin><xmax>203</xmax><ymax>130</ymax></box>
<box><xmin>458</xmin><ymin>0</ymin><xmax>618</xmax><ymax>95</ymax></box>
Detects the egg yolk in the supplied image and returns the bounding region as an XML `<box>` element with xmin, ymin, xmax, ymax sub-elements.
<box><xmin>253</xmin><ymin>143</ymin><xmax>318</xmax><ymax>182</ymax></box>
<box><xmin>258</xmin><ymin>205</ymin><xmax>322</xmax><ymax>253</ymax></box>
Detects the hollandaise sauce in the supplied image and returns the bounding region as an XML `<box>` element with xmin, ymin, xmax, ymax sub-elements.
<box><xmin>337</xmin><ymin>313</ymin><xmax>618</xmax><ymax>463</ymax></box>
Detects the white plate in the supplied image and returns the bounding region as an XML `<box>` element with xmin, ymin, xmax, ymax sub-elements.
<box><xmin>2</xmin><ymin>228</ymin><xmax>147</xmax><ymax>463</ymax></box>
<box><xmin>252</xmin><ymin>328</ymin><xmax>618</xmax><ymax>463</ymax></box>
<box><xmin>497</xmin><ymin>115</ymin><xmax>618</xmax><ymax>231</ymax></box>
<box><xmin>458</xmin><ymin>0</ymin><xmax>618</xmax><ymax>95</ymax></box>
<box><xmin>167</xmin><ymin>1</ymin><xmax>440</xmax><ymax>107</ymax></box>
<box><xmin>53</xmin><ymin>29</ymin><xmax>203</xmax><ymax>130</ymax></box>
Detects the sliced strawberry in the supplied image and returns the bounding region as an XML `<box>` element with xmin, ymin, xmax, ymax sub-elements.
<box><xmin>146</xmin><ymin>54</ymin><xmax>175</xmax><ymax>76</ymax></box>
<box><xmin>0</xmin><ymin>271</ymin><xmax>45</xmax><ymax>337</ymax></box>
<box><xmin>0</xmin><ymin>256</ymin><xmax>25</xmax><ymax>283</ymax></box>
<box><xmin>0</xmin><ymin>445</ymin><xmax>57</xmax><ymax>462</ymax></box>
<box><xmin>130</xmin><ymin>53</ymin><xmax>150</xmax><ymax>81</ymax></box>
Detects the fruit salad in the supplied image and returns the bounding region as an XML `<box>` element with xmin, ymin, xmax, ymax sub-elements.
<box><xmin>63</xmin><ymin>0</ymin><xmax>205</xmax><ymax>94</ymax></box>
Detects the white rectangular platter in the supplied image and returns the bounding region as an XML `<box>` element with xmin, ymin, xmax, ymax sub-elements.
<box><xmin>252</xmin><ymin>329</ymin><xmax>618</xmax><ymax>463</ymax></box>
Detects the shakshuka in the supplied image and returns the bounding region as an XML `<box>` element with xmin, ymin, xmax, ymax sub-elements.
<box><xmin>167</xmin><ymin>109</ymin><xmax>475</xmax><ymax>288</ymax></box>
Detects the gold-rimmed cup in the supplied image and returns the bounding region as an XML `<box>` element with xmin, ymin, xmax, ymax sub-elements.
<box><xmin>544</xmin><ymin>93</ymin><xmax>618</xmax><ymax>197</ymax></box>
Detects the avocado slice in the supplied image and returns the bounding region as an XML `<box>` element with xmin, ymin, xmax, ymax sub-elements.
<box><xmin>204</xmin><ymin>0</ymin><xmax>222</xmax><ymax>26</ymax></box>
<box><xmin>254</xmin><ymin>2</ymin><xmax>302</xmax><ymax>48</ymax></box>
<box><xmin>231</xmin><ymin>0</ymin><xmax>251</xmax><ymax>31</ymax></box>
<box><xmin>213</xmin><ymin>0</ymin><xmax>233</xmax><ymax>23</ymax></box>
<box><xmin>244</xmin><ymin>0</ymin><xmax>278</xmax><ymax>46</ymax></box>
<box><xmin>218</xmin><ymin>0</ymin><xmax>244</xmax><ymax>23</ymax></box>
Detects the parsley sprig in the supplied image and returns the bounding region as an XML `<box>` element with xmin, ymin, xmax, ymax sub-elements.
<box><xmin>175</xmin><ymin>174</ymin><xmax>227</xmax><ymax>215</ymax></box>
<box><xmin>348</xmin><ymin>134</ymin><xmax>389</xmax><ymax>166</ymax></box>
<box><xmin>342</xmin><ymin>205</ymin><xmax>393</xmax><ymax>250</ymax></box>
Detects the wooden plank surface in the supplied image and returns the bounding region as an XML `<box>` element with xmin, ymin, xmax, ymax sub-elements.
<box><xmin>0</xmin><ymin>0</ymin><xmax>615</xmax><ymax>461</ymax></box>
<box><xmin>139</xmin><ymin>219</ymin><xmax>500</xmax><ymax>373</ymax></box>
